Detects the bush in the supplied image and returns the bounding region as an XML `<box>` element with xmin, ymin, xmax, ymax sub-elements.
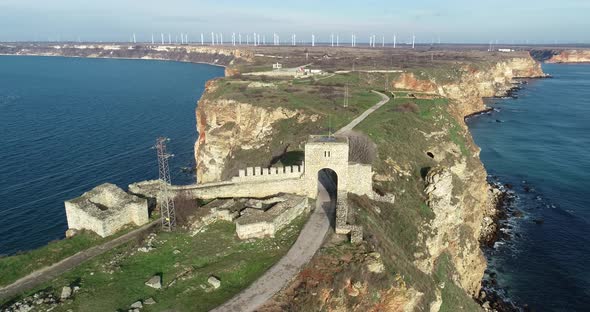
<box><xmin>346</xmin><ymin>131</ymin><xmax>376</xmax><ymax>165</ymax></box>
<box><xmin>173</xmin><ymin>192</ymin><xmax>200</xmax><ymax>226</ymax></box>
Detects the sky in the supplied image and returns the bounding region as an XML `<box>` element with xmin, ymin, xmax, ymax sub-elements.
<box><xmin>1</xmin><ymin>0</ymin><xmax>589</xmax><ymax>44</ymax></box>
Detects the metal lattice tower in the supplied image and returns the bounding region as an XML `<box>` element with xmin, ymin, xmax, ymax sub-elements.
<box><xmin>343</xmin><ymin>84</ymin><xmax>349</xmax><ymax>108</ymax></box>
<box><xmin>156</xmin><ymin>137</ymin><xmax>176</xmax><ymax>231</ymax></box>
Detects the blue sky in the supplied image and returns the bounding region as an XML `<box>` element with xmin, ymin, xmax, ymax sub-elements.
<box><xmin>1</xmin><ymin>0</ymin><xmax>589</xmax><ymax>43</ymax></box>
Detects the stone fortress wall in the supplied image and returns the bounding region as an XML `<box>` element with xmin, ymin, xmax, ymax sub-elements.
<box><xmin>68</xmin><ymin>135</ymin><xmax>373</xmax><ymax>242</ymax></box>
<box><xmin>232</xmin><ymin>163</ymin><xmax>305</xmax><ymax>183</ymax></box>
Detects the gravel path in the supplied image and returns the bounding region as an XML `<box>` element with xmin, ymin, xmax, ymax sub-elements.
<box><xmin>335</xmin><ymin>90</ymin><xmax>390</xmax><ymax>135</ymax></box>
<box><xmin>0</xmin><ymin>220</ymin><xmax>159</xmax><ymax>302</ymax></box>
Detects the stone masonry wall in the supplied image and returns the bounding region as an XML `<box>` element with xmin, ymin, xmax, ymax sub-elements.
<box><xmin>347</xmin><ymin>163</ymin><xmax>373</xmax><ymax>197</ymax></box>
<box><xmin>304</xmin><ymin>138</ymin><xmax>350</xmax><ymax>198</ymax></box>
<box><xmin>173</xmin><ymin>178</ymin><xmax>307</xmax><ymax>200</ymax></box>
<box><xmin>231</xmin><ymin>163</ymin><xmax>305</xmax><ymax>183</ymax></box>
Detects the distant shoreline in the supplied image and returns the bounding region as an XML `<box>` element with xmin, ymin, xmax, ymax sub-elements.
<box><xmin>0</xmin><ymin>53</ymin><xmax>227</xmax><ymax>69</ymax></box>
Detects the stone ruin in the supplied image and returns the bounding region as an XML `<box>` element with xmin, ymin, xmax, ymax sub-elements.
<box><xmin>64</xmin><ymin>183</ymin><xmax>149</xmax><ymax>237</ymax></box>
<box><xmin>188</xmin><ymin>194</ymin><xmax>309</xmax><ymax>240</ymax></box>
<box><xmin>234</xmin><ymin>195</ymin><xmax>309</xmax><ymax>240</ymax></box>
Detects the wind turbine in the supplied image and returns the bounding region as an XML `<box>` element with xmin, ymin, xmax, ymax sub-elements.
<box><xmin>133</xmin><ymin>33</ymin><xmax>136</xmax><ymax>44</ymax></box>
<box><xmin>168</xmin><ymin>33</ymin><xmax>171</xmax><ymax>44</ymax></box>
<box><xmin>331</xmin><ymin>33</ymin><xmax>334</xmax><ymax>47</ymax></box>
<box><xmin>336</xmin><ymin>34</ymin><xmax>339</xmax><ymax>46</ymax></box>
<box><xmin>393</xmin><ymin>34</ymin><xmax>396</xmax><ymax>48</ymax></box>
<box><xmin>151</xmin><ymin>33</ymin><xmax>154</xmax><ymax>45</ymax></box>
<box><xmin>312</xmin><ymin>34</ymin><xmax>315</xmax><ymax>47</ymax></box>
<box><xmin>412</xmin><ymin>34</ymin><xmax>415</xmax><ymax>49</ymax></box>
<box><xmin>161</xmin><ymin>33</ymin><xmax>164</xmax><ymax>44</ymax></box>
<box><xmin>201</xmin><ymin>33</ymin><xmax>204</xmax><ymax>45</ymax></box>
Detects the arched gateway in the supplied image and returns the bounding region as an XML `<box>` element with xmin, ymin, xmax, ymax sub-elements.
<box><xmin>304</xmin><ymin>135</ymin><xmax>372</xmax><ymax>199</ymax></box>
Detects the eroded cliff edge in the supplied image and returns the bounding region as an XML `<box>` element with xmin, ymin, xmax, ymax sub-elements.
<box><xmin>194</xmin><ymin>54</ymin><xmax>544</xmax><ymax>310</ymax></box>
<box><xmin>531</xmin><ymin>49</ymin><xmax>590</xmax><ymax>63</ymax></box>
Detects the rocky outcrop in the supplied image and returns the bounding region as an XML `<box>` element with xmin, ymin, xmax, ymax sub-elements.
<box><xmin>545</xmin><ymin>49</ymin><xmax>590</xmax><ymax>63</ymax></box>
<box><xmin>418</xmin><ymin>166</ymin><xmax>489</xmax><ymax>296</ymax></box>
<box><xmin>194</xmin><ymin>80</ymin><xmax>313</xmax><ymax>183</ymax></box>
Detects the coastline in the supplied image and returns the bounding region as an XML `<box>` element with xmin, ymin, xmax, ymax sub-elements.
<box><xmin>0</xmin><ymin>45</ymin><xmax>561</xmax><ymax>309</ymax></box>
<box><xmin>0</xmin><ymin>53</ymin><xmax>228</xmax><ymax>70</ymax></box>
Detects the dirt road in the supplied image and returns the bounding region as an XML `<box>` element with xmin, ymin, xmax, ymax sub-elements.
<box><xmin>0</xmin><ymin>220</ymin><xmax>159</xmax><ymax>302</ymax></box>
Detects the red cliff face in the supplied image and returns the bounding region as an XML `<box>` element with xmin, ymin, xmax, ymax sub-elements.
<box><xmin>393</xmin><ymin>73</ymin><xmax>438</xmax><ymax>93</ymax></box>
<box><xmin>392</xmin><ymin>56</ymin><xmax>545</xmax><ymax>120</ymax></box>
<box><xmin>547</xmin><ymin>50</ymin><xmax>590</xmax><ymax>63</ymax></box>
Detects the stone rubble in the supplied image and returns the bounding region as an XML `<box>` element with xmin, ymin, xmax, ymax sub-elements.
<box><xmin>145</xmin><ymin>275</ymin><xmax>162</xmax><ymax>289</ymax></box>
<box><xmin>207</xmin><ymin>276</ymin><xmax>221</xmax><ymax>289</ymax></box>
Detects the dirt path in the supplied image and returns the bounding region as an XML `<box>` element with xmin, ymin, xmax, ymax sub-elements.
<box><xmin>211</xmin><ymin>173</ymin><xmax>336</xmax><ymax>312</ymax></box>
<box><xmin>0</xmin><ymin>220</ymin><xmax>159</xmax><ymax>302</ymax></box>
<box><xmin>335</xmin><ymin>90</ymin><xmax>390</xmax><ymax>135</ymax></box>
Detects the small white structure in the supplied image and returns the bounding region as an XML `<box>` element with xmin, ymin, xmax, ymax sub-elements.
<box><xmin>64</xmin><ymin>183</ymin><xmax>149</xmax><ymax>237</ymax></box>
<box><xmin>498</xmin><ymin>48</ymin><xmax>515</xmax><ymax>52</ymax></box>
<box><xmin>272</xmin><ymin>62</ymin><xmax>282</xmax><ymax>70</ymax></box>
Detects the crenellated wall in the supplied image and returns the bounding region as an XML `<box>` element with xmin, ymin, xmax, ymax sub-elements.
<box><xmin>232</xmin><ymin>163</ymin><xmax>305</xmax><ymax>183</ymax></box>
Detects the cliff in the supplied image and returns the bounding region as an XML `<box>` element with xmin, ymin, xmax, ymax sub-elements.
<box><xmin>545</xmin><ymin>49</ymin><xmax>590</xmax><ymax>63</ymax></box>
<box><xmin>394</xmin><ymin>57</ymin><xmax>545</xmax><ymax>119</ymax></box>
<box><xmin>194</xmin><ymin>80</ymin><xmax>320</xmax><ymax>183</ymax></box>
<box><xmin>392</xmin><ymin>56</ymin><xmax>544</xmax><ymax>296</ymax></box>
<box><xmin>193</xmin><ymin>53</ymin><xmax>545</xmax><ymax>310</ymax></box>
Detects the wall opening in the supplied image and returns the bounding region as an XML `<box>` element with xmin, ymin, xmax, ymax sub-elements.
<box><xmin>318</xmin><ymin>168</ymin><xmax>338</xmax><ymax>228</ymax></box>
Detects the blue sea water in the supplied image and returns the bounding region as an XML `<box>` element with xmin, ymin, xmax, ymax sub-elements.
<box><xmin>0</xmin><ymin>56</ymin><xmax>224</xmax><ymax>255</ymax></box>
<box><xmin>467</xmin><ymin>63</ymin><xmax>590</xmax><ymax>311</ymax></box>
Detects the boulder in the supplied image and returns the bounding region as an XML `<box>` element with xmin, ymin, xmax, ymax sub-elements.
<box><xmin>60</xmin><ymin>286</ymin><xmax>72</xmax><ymax>300</ymax></box>
<box><xmin>65</xmin><ymin>229</ymin><xmax>78</xmax><ymax>238</ymax></box>
<box><xmin>365</xmin><ymin>252</ymin><xmax>385</xmax><ymax>273</ymax></box>
<box><xmin>208</xmin><ymin>276</ymin><xmax>221</xmax><ymax>289</ymax></box>
<box><xmin>130</xmin><ymin>301</ymin><xmax>143</xmax><ymax>309</ymax></box>
<box><xmin>144</xmin><ymin>298</ymin><xmax>156</xmax><ymax>305</ymax></box>
<box><xmin>145</xmin><ymin>275</ymin><xmax>162</xmax><ymax>289</ymax></box>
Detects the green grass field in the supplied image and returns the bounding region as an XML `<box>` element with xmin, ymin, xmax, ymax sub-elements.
<box><xmin>0</xmin><ymin>226</ymin><xmax>140</xmax><ymax>288</ymax></box>
<box><xmin>2</xmin><ymin>215</ymin><xmax>307</xmax><ymax>311</ymax></box>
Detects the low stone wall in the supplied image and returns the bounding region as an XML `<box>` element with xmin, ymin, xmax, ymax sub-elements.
<box><xmin>177</xmin><ymin>178</ymin><xmax>307</xmax><ymax>199</ymax></box>
<box><xmin>129</xmin><ymin>178</ymin><xmax>307</xmax><ymax>203</ymax></box>
<box><xmin>334</xmin><ymin>192</ymin><xmax>363</xmax><ymax>244</ymax></box>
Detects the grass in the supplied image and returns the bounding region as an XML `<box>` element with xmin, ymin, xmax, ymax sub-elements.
<box><xmin>2</xmin><ymin>215</ymin><xmax>308</xmax><ymax>311</ymax></box>
<box><xmin>0</xmin><ymin>226</ymin><xmax>138</xmax><ymax>288</ymax></box>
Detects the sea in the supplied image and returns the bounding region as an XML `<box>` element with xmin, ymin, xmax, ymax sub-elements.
<box><xmin>467</xmin><ymin>63</ymin><xmax>590</xmax><ymax>311</ymax></box>
<box><xmin>0</xmin><ymin>55</ymin><xmax>224</xmax><ymax>256</ymax></box>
